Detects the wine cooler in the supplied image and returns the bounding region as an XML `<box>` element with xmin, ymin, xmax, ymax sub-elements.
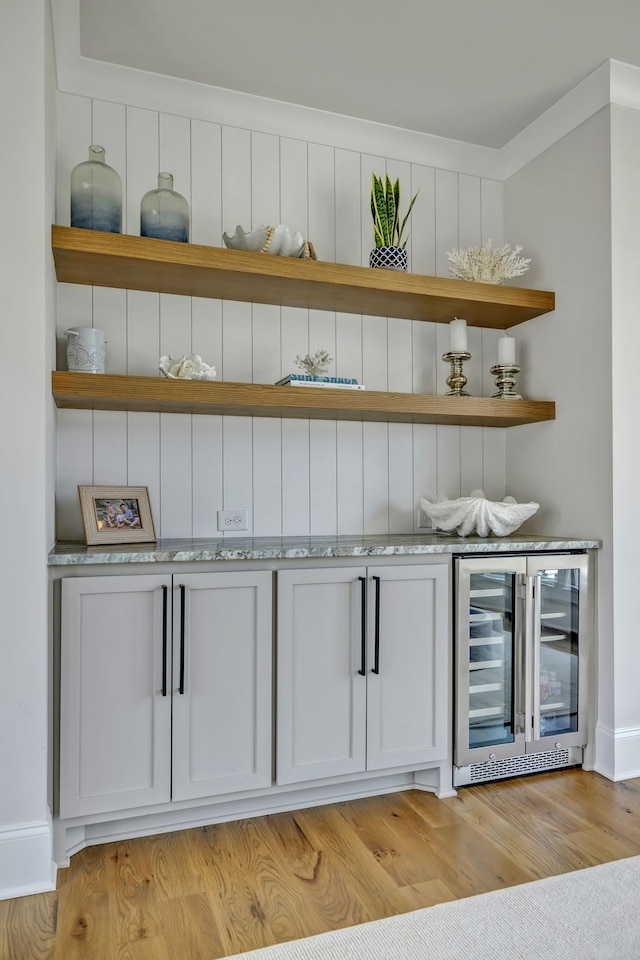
<box><xmin>453</xmin><ymin>553</ymin><xmax>590</xmax><ymax>786</ymax></box>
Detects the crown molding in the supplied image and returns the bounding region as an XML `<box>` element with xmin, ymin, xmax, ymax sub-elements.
<box><xmin>50</xmin><ymin>0</ymin><xmax>502</xmax><ymax>178</ymax></box>
<box><xmin>50</xmin><ymin>1</ymin><xmax>640</xmax><ymax>182</ymax></box>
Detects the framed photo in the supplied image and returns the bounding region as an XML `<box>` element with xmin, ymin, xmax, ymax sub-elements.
<box><xmin>78</xmin><ymin>485</ymin><xmax>157</xmax><ymax>546</ymax></box>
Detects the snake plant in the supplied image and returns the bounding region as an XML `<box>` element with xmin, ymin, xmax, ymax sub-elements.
<box><xmin>371</xmin><ymin>173</ymin><xmax>419</xmax><ymax>249</ymax></box>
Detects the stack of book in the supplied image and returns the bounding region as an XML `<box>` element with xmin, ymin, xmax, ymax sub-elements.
<box><xmin>276</xmin><ymin>374</ymin><xmax>366</xmax><ymax>390</ymax></box>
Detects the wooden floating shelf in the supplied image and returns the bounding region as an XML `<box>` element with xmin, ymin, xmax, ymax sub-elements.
<box><xmin>52</xmin><ymin>372</ymin><xmax>556</xmax><ymax>428</ymax></box>
<box><xmin>51</xmin><ymin>226</ymin><xmax>555</xmax><ymax>329</ymax></box>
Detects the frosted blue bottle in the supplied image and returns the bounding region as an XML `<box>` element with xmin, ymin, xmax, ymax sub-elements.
<box><xmin>70</xmin><ymin>145</ymin><xmax>122</xmax><ymax>233</ymax></box>
<box><xmin>140</xmin><ymin>172</ymin><xmax>190</xmax><ymax>242</ymax></box>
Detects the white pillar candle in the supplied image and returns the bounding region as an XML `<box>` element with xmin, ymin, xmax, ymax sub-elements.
<box><xmin>449</xmin><ymin>317</ymin><xmax>467</xmax><ymax>353</ymax></box>
<box><xmin>498</xmin><ymin>336</ymin><xmax>516</xmax><ymax>365</ymax></box>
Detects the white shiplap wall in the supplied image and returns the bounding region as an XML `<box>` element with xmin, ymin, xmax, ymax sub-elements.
<box><xmin>55</xmin><ymin>92</ymin><xmax>506</xmax><ymax>540</ymax></box>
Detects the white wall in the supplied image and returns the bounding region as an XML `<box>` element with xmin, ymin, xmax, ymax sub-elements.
<box><xmin>609</xmin><ymin>105</ymin><xmax>640</xmax><ymax>769</ymax></box>
<box><xmin>54</xmin><ymin>90</ymin><xmax>508</xmax><ymax>541</ymax></box>
<box><xmin>0</xmin><ymin>0</ymin><xmax>56</xmax><ymax>898</ymax></box>
<box><xmin>504</xmin><ymin>109</ymin><xmax>616</xmax><ymax>771</ymax></box>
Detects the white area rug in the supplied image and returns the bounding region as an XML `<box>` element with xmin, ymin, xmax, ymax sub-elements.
<box><xmin>228</xmin><ymin>856</ymin><xmax>640</xmax><ymax>959</ymax></box>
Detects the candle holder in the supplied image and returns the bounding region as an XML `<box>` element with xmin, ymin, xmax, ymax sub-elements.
<box><xmin>490</xmin><ymin>363</ymin><xmax>522</xmax><ymax>399</ymax></box>
<box><xmin>442</xmin><ymin>351</ymin><xmax>471</xmax><ymax>396</ymax></box>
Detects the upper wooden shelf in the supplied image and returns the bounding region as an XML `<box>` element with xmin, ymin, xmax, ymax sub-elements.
<box><xmin>52</xmin><ymin>372</ymin><xmax>556</xmax><ymax>428</ymax></box>
<box><xmin>51</xmin><ymin>226</ymin><xmax>555</xmax><ymax>330</ymax></box>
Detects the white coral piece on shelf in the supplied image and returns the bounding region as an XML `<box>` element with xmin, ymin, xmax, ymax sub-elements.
<box><xmin>159</xmin><ymin>354</ymin><xmax>217</xmax><ymax>381</ymax></box>
<box><xmin>446</xmin><ymin>240</ymin><xmax>531</xmax><ymax>284</ymax></box>
<box><xmin>419</xmin><ymin>489</ymin><xmax>539</xmax><ymax>538</ymax></box>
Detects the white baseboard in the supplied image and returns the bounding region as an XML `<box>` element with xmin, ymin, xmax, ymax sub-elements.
<box><xmin>0</xmin><ymin>818</ymin><xmax>56</xmax><ymax>901</ymax></box>
<box><xmin>594</xmin><ymin>723</ymin><xmax>640</xmax><ymax>781</ymax></box>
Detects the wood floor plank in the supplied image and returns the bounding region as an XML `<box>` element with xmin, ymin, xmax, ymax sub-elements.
<box><xmin>5</xmin><ymin>771</ymin><xmax>640</xmax><ymax>960</ymax></box>
<box><xmin>0</xmin><ymin>891</ymin><xmax>57</xmax><ymax>960</ymax></box>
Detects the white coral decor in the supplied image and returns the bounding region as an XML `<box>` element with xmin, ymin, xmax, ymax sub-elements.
<box><xmin>420</xmin><ymin>490</ymin><xmax>539</xmax><ymax>538</ymax></box>
<box><xmin>159</xmin><ymin>354</ymin><xmax>217</xmax><ymax>380</ymax></box>
<box><xmin>446</xmin><ymin>240</ymin><xmax>531</xmax><ymax>284</ymax></box>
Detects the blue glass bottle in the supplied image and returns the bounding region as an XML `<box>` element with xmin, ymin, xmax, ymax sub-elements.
<box><xmin>70</xmin><ymin>145</ymin><xmax>122</xmax><ymax>233</ymax></box>
<box><xmin>140</xmin><ymin>173</ymin><xmax>190</xmax><ymax>242</ymax></box>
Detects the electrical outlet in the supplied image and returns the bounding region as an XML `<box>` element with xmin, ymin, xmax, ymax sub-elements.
<box><xmin>417</xmin><ymin>505</ymin><xmax>434</xmax><ymax>531</ymax></box>
<box><xmin>217</xmin><ymin>509</ymin><xmax>249</xmax><ymax>532</ymax></box>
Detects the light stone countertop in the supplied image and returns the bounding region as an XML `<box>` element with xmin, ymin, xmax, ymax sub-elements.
<box><xmin>48</xmin><ymin>533</ymin><xmax>602</xmax><ymax>566</ymax></box>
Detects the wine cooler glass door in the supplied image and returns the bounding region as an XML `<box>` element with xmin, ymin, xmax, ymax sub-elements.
<box><xmin>455</xmin><ymin>557</ymin><xmax>526</xmax><ymax>766</ymax></box>
<box><xmin>528</xmin><ymin>555</ymin><xmax>589</xmax><ymax>752</ymax></box>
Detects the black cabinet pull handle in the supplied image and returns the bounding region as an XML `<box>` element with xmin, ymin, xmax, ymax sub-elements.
<box><xmin>179</xmin><ymin>584</ymin><xmax>186</xmax><ymax>695</ymax></box>
<box><xmin>372</xmin><ymin>576</ymin><xmax>381</xmax><ymax>674</ymax></box>
<box><xmin>161</xmin><ymin>584</ymin><xmax>168</xmax><ymax>697</ymax></box>
<box><xmin>358</xmin><ymin>576</ymin><xmax>366</xmax><ymax>676</ymax></box>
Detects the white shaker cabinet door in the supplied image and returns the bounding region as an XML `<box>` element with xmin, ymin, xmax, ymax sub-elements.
<box><xmin>170</xmin><ymin>571</ymin><xmax>273</xmax><ymax>802</ymax></box>
<box><xmin>59</xmin><ymin>575</ymin><xmax>172</xmax><ymax>818</ymax></box>
<box><xmin>276</xmin><ymin>567</ymin><xmax>367</xmax><ymax>785</ymax></box>
<box><xmin>365</xmin><ymin>564</ymin><xmax>450</xmax><ymax>771</ymax></box>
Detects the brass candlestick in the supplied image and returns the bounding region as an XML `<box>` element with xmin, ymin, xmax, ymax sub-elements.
<box><xmin>442</xmin><ymin>351</ymin><xmax>471</xmax><ymax>396</ymax></box>
<box><xmin>490</xmin><ymin>363</ymin><xmax>522</xmax><ymax>399</ymax></box>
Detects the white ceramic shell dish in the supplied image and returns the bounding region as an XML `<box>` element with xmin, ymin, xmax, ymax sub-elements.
<box><xmin>222</xmin><ymin>223</ymin><xmax>305</xmax><ymax>258</ymax></box>
<box><xmin>419</xmin><ymin>489</ymin><xmax>539</xmax><ymax>538</ymax></box>
<box><xmin>159</xmin><ymin>354</ymin><xmax>217</xmax><ymax>381</ymax></box>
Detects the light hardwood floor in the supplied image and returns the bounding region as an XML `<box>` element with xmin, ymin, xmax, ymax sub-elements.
<box><xmin>3</xmin><ymin>768</ymin><xmax>640</xmax><ymax>960</ymax></box>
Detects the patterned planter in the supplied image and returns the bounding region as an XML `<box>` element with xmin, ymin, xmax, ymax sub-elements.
<box><xmin>369</xmin><ymin>246</ymin><xmax>408</xmax><ymax>271</ymax></box>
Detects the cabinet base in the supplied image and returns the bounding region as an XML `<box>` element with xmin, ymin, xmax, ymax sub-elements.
<box><xmin>453</xmin><ymin>746</ymin><xmax>583</xmax><ymax>786</ymax></box>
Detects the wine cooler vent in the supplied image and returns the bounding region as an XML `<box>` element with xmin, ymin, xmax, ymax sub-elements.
<box><xmin>466</xmin><ymin>748</ymin><xmax>574</xmax><ymax>784</ymax></box>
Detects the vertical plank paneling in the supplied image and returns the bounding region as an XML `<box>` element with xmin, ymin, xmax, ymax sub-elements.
<box><xmin>88</xmin><ymin>101</ymin><xmax>128</xmax><ymax>487</ymax></box>
<box><xmin>56</xmin><ymin>410</ymin><xmax>93</xmax><ymax>541</ymax></box>
<box><xmin>222</xmin><ymin>127</ymin><xmax>253</xmax><ymax>384</ymax></box>
<box><xmin>157</xmin><ymin>112</ymin><xmax>196</xmax><ymax>539</ymax></box>
<box><xmin>281</xmin><ymin>420</ymin><xmax>310</xmax><ymax>535</ymax></box>
<box><xmin>413</xmin><ymin>423</ymin><xmax>438</xmax><ymax>530</ymax></box>
<box><xmin>337</xmin><ymin>421</ymin><xmax>364</xmax><ymax>534</ymax></box>
<box><xmin>222</xmin><ymin>417</ymin><xmax>253</xmax><ymax>536</ymax></box>
<box><xmin>127</xmin><ymin>411</ymin><xmax>160</xmax><ymax>530</ymax></box>
<box><xmin>252</xmin><ymin>418</ymin><xmax>283</xmax><ymax>536</ymax></box>
<box><xmin>479</xmin><ymin>176</ymin><xmax>505</xmax><ymax>503</ymax></box>
<box><xmin>192</xmin><ymin>415</ymin><xmax>223</xmax><ymax>537</ymax></box>
<box><xmin>53</xmin><ymin>93</ymin><xmax>509</xmax><ymax>544</ymax></box>
<box><xmin>192</xmin><ymin>297</ymin><xmax>222</xmax><ymax>381</ymax></box>
<box><xmin>159</xmin><ymin>112</ymin><xmax>193</xmax><ymax>355</ymax></box>
<box><xmin>310</xmin><ymin>420</ymin><xmax>337</xmax><ymax>535</ymax></box>
<box><xmin>92</xmin><ymin>99</ymin><xmax>127</xmax><ymax>228</ymax></box>
<box><xmin>435</xmin><ymin>169</ymin><xmax>459</xmax><ymax>279</ymax></box>
<box><xmin>458</xmin><ymin>174</ymin><xmax>484</xmax><ymax>400</ymax></box>
<box><xmin>56</xmin><ymin>93</ymin><xmax>92</xmax><ymax>227</ymax></box>
<box><xmin>124</xmin><ymin>107</ymin><xmax>162</xmax><ymax>524</ymax></box>
<box><xmin>191</xmin><ymin>119</ymin><xmax>222</xmax><ymax>247</ymax></box>
<box><xmin>125</xmin><ymin>107</ymin><xmax>159</xmax><ymax>236</ymax></box>
<box><xmin>159</xmin><ymin>413</ymin><xmax>193</xmax><ymax>538</ymax></box>
<box><xmin>252</xmin><ymin>132</ymin><xmax>283</xmax><ymax>387</ymax></box>
<box><xmin>334</xmin><ymin>149</ymin><xmax>361</xmax><ymax>267</ymax></box>
<box><xmin>411</xmin><ymin>164</ymin><xmax>436</xmax><ymax>278</ymax></box>
<box><xmin>335</xmin><ymin>148</ymin><xmax>364</xmax><ymax>532</ymax></box>
<box><xmin>307</xmin><ymin>142</ymin><xmax>338</xmax><ymax>532</ymax></box>
<box><xmin>388</xmin><ymin>423</ymin><xmax>414</xmax><ymax>533</ymax></box>
<box><xmin>460</xmin><ymin>427</ymin><xmax>484</xmax><ymax>496</ymax></box>
<box><xmin>308</xmin><ymin>143</ymin><xmax>335</xmax><ymax>262</ymax></box>
<box><xmin>363</xmin><ymin>422</ymin><xmax>389</xmax><ymax>535</ymax></box>
<box><xmin>481</xmin><ymin>178</ymin><xmax>504</xmax><ymax>246</ymax></box>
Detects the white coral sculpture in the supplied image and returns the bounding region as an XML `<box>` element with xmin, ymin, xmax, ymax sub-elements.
<box><xmin>446</xmin><ymin>240</ymin><xmax>531</xmax><ymax>284</ymax></box>
<box><xmin>295</xmin><ymin>349</ymin><xmax>333</xmax><ymax>377</ymax></box>
<box><xmin>159</xmin><ymin>354</ymin><xmax>217</xmax><ymax>380</ymax></box>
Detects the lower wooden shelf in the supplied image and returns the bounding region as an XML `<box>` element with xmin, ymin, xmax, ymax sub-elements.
<box><xmin>51</xmin><ymin>372</ymin><xmax>556</xmax><ymax>427</ymax></box>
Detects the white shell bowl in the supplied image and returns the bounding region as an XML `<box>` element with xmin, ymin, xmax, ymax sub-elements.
<box><xmin>419</xmin><ymin>489</ymin><xmax>539</xmax><ymax>538</ymax></box>
<box><xmin>222</xmin><ymin>223</ymin><xmax>305</xmax><ymax>258</ymax></box>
